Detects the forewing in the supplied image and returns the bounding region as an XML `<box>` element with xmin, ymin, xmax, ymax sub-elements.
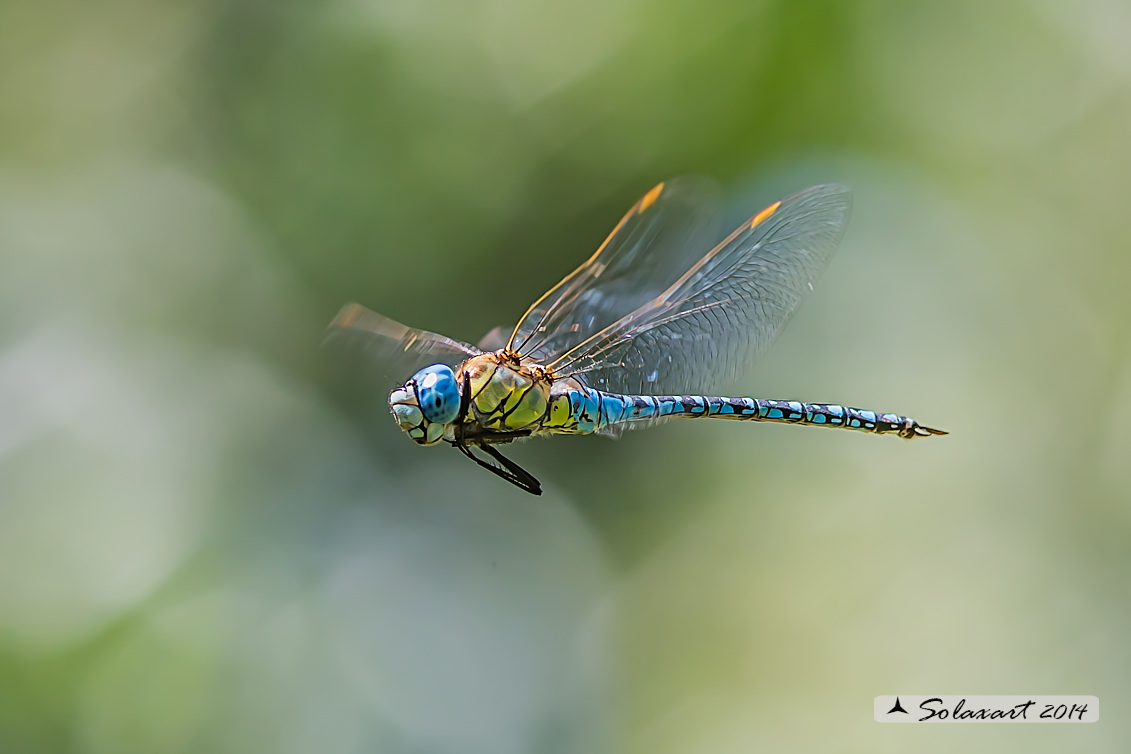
<box><xmin>508</xmin><ymin>177</ymin><xmax>721</xmax><ymax>361</ymax></box>
<box><xmin>549</xmin><ymin>185</ymin><xmax>851</xmax><ymax>398</ymax></box>
<box><xmin>324</xmin><ymin>302</ymin><xmax>481</xmax><ymax>388</ymax></box>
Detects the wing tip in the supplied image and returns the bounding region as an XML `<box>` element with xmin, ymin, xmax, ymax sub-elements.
<box><xmin>329</xmin><ymin>302</ymin><xmax>364</xmax><ymax>330</ymax></box>
<box><xmin>322</xmin><ymin>302</ymin><xmax>371</xmax><ymax>349</ymax></box>
<box><xmin>796</xmin><ymin>182</ymin><xmax>852</xmax><ymax>203</ymax></box>
<box><xmin>786</xmin><ymin>183</ymin><xmax>853</xmax><ymax>226</ymax></box>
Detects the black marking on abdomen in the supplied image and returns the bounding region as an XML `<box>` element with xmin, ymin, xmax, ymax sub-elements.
<box><xmin>574</xmin><ymin>390</ymin><xmax>941</xmax><ymax>440</ymax></box>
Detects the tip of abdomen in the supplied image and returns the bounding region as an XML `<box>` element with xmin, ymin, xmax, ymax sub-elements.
<box><xmin>901</xmin><ymin>422</ymin><xmax>948</xmax><ymax>439</ymax></box>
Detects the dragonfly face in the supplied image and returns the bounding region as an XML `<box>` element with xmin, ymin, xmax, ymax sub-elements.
<box><xmin>388</xmin><ymin>363</ymin><xmax>462</xmax><ymax>446</ymax></box>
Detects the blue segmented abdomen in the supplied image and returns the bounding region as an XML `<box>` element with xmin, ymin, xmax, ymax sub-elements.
<box><xmin>554</xmin><ymin>386</ymin><xmax>945</xmax><ymax>439</ymax></box>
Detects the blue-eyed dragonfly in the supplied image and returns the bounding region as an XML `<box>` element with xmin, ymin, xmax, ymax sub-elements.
<box><xmin>328</xmin><ymin>178</ymin><xmax>945</xmax><ymax>495</ymax></box>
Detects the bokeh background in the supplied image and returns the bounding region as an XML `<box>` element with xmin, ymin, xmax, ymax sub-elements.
<box><xmin>2</xmin><ymin>0</ymin><xmax>1130</xmax><ymax>752</ymax></box>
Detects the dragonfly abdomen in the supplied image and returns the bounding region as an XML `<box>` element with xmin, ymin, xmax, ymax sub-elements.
<box><xmin>703</xmin><ymin>397</ymin><xmax>946</xmax><ymax>438</ymax></box>
<box><xmin>552</xmin><ymin>388</ymin><xmax>945</xmax><ymax>439</ymax></box>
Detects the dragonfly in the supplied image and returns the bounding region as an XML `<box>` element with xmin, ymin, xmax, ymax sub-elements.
<box><xmin>327</xmin><ymin>178</ymin><xmax>945</xmax><ymax>495</ymax></box>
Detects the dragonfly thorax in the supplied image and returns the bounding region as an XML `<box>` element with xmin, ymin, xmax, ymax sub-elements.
<box><xmin>463</xmin><ymin>353</ymin><xmax>552</xmax><ymax>432</ymax></box>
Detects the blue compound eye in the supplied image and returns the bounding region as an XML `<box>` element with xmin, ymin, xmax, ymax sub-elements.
<box><xmin>411</xmin><ymin>364</ymin><xmax>461</xmax><ymax>424</ymax></box>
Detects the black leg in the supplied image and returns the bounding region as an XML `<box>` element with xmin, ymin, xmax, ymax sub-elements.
<box><xmin>456</xmin><ymin>371</ymin><xmax>472</xmax><ymax>424</ymax></box>
<box><xmin>479</xmin><ymin>444</ymin><xmax>542</xmax><ymax>495</ymax></box>
<box><xmin>455</xmin><ymin>443</ymin><xmax>543</xmax><ymax>496</ymax></box>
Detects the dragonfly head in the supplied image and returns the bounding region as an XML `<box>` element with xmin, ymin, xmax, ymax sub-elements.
<box><xmin>388</xmin><ymin>364</ymin><xmax>462</xmax><ymax>446</ymax></box>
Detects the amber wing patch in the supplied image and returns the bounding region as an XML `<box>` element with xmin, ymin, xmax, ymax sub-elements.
<box><xmin>639</xmin><ymin>182</ymin><xmax>664</xmax><ymax>212</ymax></box>
<box><xmin>750</xmin><ymin>200</ymin><xmax>781</xmax><ymax>229</ymax></box>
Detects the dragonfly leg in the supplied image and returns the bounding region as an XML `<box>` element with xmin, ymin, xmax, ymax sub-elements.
<box><xmin>456</xmin><ymin>370</ymin><xmax>473</xmax><ymax>424</ymax></box>
<box><xmin>455</xmin><ymin>442</ymin><xmax>543</xmax><ymax>496</ymax></box>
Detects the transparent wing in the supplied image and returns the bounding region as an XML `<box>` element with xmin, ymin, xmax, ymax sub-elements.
<box><xmin>547</xmin><ymin>185</ymin><xmax>852</xmax><ymax>399</ymax></box>
<box><xmin>324</xmin><ymin>302</ymin><xmax>481</xmax><ymax>388</ymax></box>
<box><xmin>508</xmin><ymin>177</ymin><xmax>721</xmax><ymax>361</ymax></box>
<box><xmin>476</xmin><ymin>325</ymin><xmax>510</xmax><ymax>352</ymax></box>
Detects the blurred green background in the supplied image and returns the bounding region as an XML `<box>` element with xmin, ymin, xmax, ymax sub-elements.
<box><xmin>2</xmin><ymin>0</ymin><xmax>1130</xmax><ymax>752</ymax></box>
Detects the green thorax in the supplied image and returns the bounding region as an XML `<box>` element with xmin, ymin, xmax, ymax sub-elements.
<box><xmin>463</xmin><ymin>354</ymin><xmax>550</xmax><ymax>432</ymax></box>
